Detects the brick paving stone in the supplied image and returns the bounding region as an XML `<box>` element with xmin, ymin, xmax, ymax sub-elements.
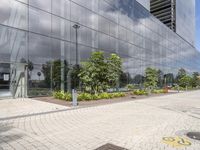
<box><xmin>0</xmin><ymin>91</ymin><xmax>200</xmax><ymax>149</ymax></box>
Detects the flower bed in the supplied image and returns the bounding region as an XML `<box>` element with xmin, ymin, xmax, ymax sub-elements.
<box><xmin>53</xmin><ymin>91</ymin><xmax>126</xmax><ymax>101</ymax></box>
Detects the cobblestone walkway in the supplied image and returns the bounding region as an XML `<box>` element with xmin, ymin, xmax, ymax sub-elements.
<box><xmin>0</xmin><ymin>91</ymin><xmax>200</xmax><ymax>150</ymax></box>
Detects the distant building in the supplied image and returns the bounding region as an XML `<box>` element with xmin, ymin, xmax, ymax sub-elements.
<box><xmin>150</xmin><ymin>0</ymin><xmax>195</xmax><ymax>45</ymax></box>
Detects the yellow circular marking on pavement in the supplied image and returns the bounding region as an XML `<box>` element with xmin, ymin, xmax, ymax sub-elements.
<box><xmin>162</xmin><ymin>136</ymin><xmax>192</xmax><ymax>148</ymax></box>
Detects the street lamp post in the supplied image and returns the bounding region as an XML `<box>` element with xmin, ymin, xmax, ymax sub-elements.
<box><xmin>72</xmin><ymin>24</ymin><xmax>80</xmax><ymax>106</ymax></box>
<box><xmin>73</xmin><ymin>24</ymin><xmax>80</xmax><ymax>65</ymax></box>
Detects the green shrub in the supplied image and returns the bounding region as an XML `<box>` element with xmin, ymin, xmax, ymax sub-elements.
<box><xmin>78</xmin><ymin>93</ymin><xmax>93</xmax><ymax>101</ymax></box>
<box><xmin>53</xmin><ymin>91</ymin><xmax>126</xmax><ymax>101</ymax></box>
<box><xmin>92</xmin><ymin>94</ymin><xmax>101</xmax><ymax>100</ymax></box>
<box><xmin>112</xmin><ymin>92</ymin><xmax>126</xmax><ymax>98</ymax></box>
<box><xmin>133</xmin><ymin>89</ymin><xmax>148</xmax><ymax>96</ymax></box>
<box><xmin>172</xmin><ymin>86</ymin><xmax>186</xmax><ymax>91</ymax></box>
<box><xmin>53</xmin><ymin>91</ymin><xmax>65</xmax><ymax>100</ymax></box>
<box><xmin>65</xmin><ymin>93</ymin><xmax>72</xmax><ymax>101</ymax></box>
<box><xmin>152</xmin><ymin>89</ymin><xmax>165</xmax><ymax>94</ymax></box>
<box><xmin>126</xmin><ymin>84</ymin><xmax>135</xmax><ymax>90</ymax></box>
<box><xmin>99</xmin><ymin>92</ymin><xmax>111</xmax><ymax>99</ymax></box>
<box><xmin>53</xmin><ymin>91</ymin><xmax>72</xmax><ymax>101</ymax></box>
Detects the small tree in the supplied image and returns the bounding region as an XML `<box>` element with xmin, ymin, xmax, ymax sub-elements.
<box><xmin>79</xmin><ymin>51</ymin><xmax>122</xmax><ymax>94</ymax></box>
<box><xmin>42</xmin><ymin>60</ymin><xmax>69</xmax><ymax>90</ymax></box>
<box><xmin>191</xmin><ymin>72</ymin><xmax>200</xmax><ymax>87</ymax></box>
<box><xmin>79</xmin><ymin>51</ymin><xmax>108</xmax><ymax>94</ymax></box>
<box><xmin>106</xmin><ymin>54</ymin><xmax>122</xmax><ymax>88</ymax></box>
<box><xmin>179</xmin><ymin>75</ymin><xmax>192</xmax><ymax>89</ymax></box>
<box><xmin>157</xmin><ymin>69</ymin><xmax>164</xmax><ymax>87</ymax></box>
<box><xmin>144</xmin><ymin>67</ymin><xmax>158</xmax><ymax>89</ymax></box>
<box><xmin>176</xmin><ymin>68</ymin><xmax>186</xmax><ymax>84</ymax></box>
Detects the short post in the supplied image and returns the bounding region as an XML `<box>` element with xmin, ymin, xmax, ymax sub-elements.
<box><xmin>72</xmin><ymin>89</ymin><xmax>78</xmax><ymax>106</ymax></box>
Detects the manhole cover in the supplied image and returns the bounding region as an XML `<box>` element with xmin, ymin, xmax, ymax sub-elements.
<box><xmin>186</xmin><ymin>132</ymin><xmax>200</xmax><ymax>141</ymax></box>
<box><xmin>95</xmin><ymin>143</ymin><xmax>128</xmax><ymax>150</ymax></box>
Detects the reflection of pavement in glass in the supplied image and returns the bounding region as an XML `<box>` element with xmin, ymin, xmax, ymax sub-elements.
<box><xmin>0</xmin><ymin>89</ymin><xmax>12</xmax><ymax>98</ymax></box>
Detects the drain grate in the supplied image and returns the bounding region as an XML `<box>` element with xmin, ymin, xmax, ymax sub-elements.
<box><xmin>95</xmin><ymin>143</ymin><xmax>128</xmax><ymax>150</ymax></box>
<box><xmin>186</xmin><ymin>132</ymin><xmax>200</xmax><ymax>141</ymax></box>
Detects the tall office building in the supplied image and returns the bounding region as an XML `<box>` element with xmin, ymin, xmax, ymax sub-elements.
<box><xmin>150</xmin><ymin>0</ymin><xmax>195</xmax><ymax>45</ymax></box>
<box><xmin>136</xmin><ymin>0</ymin><xmax>150</xmax><ymax>10</ymax></box>
<box><xmin>0</xmin><ymin>0</ymin><xmax>200</xmax><ymax>98</ymax></box>
<box><xmin>150</xmin><ymin>0</ymin><xmax>176</xmax><ymax>32</ymax></box>
<box><xmin>176</xmin><ymin>0</ymin><xmax>195</xmax><ymax>46</ymax></box>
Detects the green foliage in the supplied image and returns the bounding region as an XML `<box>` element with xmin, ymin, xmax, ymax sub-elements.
<box><xmin>179</xmin><ymin>75</ymin><xmax>192</xmax><ymax>88</ymax></box>
<box><xmin>78</xmin><ymin>93</ymin><xmax>93</xmax><ymax>101</ymax></box>
<box><xmin>98</xmin><ymin>92</ymin><xmax>125</xmax><ymax>99</ymax></box>
<box><xmin>144</xmin><ymin>67</ymin><xmax>158</xmax><ymax>89</ymax></box>
<box><xmin>133</xmin><ymin>89</ymin><xmax>148</xmax><ymax>96</ymax></box>
<box><xmin>79</xmin><ymin>51</ymin><xmax>107</xmax><ymax>93</ymax></box>
<box><xmin>53</xmin><ymin>91</ymin><xmax>126</xmax><ymax>101</ymax></box>
<box><xmin>107</xmin><ymin>54</ymin><xmax>122</xmax><ymax>87</ymax></box>
<box><xmin>126</xmin><ymin>84</ymin><xmax>135</xmax><ymax>91</ymax></box>
<box><xmin>98</xmin><ymin>92</ymin><xmax>111</xmax><ymax>99</ymax></box>
<box><xmin>172</xmin><ymin>86</ymin><xmax>186</xmax><ymax>91</ymax></box>
<box><xmin>191</xmin><ymin>72</ymin><xmax>200</xmax><ymax>87</ymax></box>
<box><xmin>174</xmin><ymin>69</ymin><xmax>200</xmax><ymax>89</ymax></box>
<box><xmin>79</xmin><ymin>51</ymin><xmax>122</xmax><ymax>94</ymax></box>
<box><xmin>152</xmin><ymin>89</ymin><xmax>166</xmax><ymax>94</ymax></box>
<box><xmin>53</xmin><ymin>91</ymin><xmax>72</xmax><ymax>101</ymax></box>
<box><xmin>71</xmin><ymin>64</ymin><xmax>81</xmax><ymax>89</ymax></box>
<box><xmin>157</xmin><ymin>70</ymin><xmax>164</xmax><ymax>87</ymax></box>
<box><xmin>42</xmin><ymin>60</ymin><xmax>69</xmax><ymax>90</ymax></box>
<box><xmin>176</xmin><ymin>68</ymin><xmax>187</xmax><ymax>84</ymax></box>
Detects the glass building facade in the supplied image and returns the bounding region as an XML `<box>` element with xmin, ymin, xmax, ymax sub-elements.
<box><xmin>0</xmin><ymin>0</ymin><xmax>200</xmax><ymax>97</ymax></box>
<box><xmin>176</xmin><ymin>0</ymin><xmax>196</xmax><ymax>46</ymax></box>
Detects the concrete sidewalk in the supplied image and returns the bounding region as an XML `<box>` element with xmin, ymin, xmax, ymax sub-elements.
<box><xmin>0</xmin><ymin>91</ymin><xmax>200</xmax><ymax>150</ymax></box>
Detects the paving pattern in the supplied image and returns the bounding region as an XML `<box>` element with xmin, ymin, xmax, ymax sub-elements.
<box><xmin>0</xmin><ymin>91</ymin><xmax>200</xmax><ymax>150</ymax></box>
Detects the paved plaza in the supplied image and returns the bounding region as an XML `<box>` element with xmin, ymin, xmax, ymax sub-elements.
<box><xmin>0</xmin><ymin>91</ymin><xmax>200</xmax><ymax>150</ymax></box>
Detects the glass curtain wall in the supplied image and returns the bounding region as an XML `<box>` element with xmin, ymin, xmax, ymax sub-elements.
<box><xmin>0</xmin><ymin>0</ymin><xmax>200</xmax><ymax>96</ymax></box>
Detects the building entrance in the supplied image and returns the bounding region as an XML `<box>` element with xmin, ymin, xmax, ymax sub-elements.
<box><xmin>0</xmin><ymin>62</ymin><xmax>27</xmax><ymax>99</ymax></box>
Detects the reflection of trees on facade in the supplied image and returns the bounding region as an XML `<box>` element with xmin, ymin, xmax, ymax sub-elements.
<box><xmin>191</xmin><ymin>72</ymin><xmax>200</xmax><ymax>87</ymax></box>
<box><xmin>164</xmin><ymin>73</ymin><xmax>175</xmax><ymax>86</ymax></box>
<box><xmin>70</xmin><ymin>64</ymin><xmax>81</xmax><ymax>90</ymax></box>
<box><xmin>37</xmin><ymin>72</ymin><xmax>41</xmax><ymax>81</ymax></box>
<box><xmin>133</xmin><ymin>74</ymin><xmax>145</xmax><ymax>86</ymax></box>
<box><xmin>176</xmin><ymin>68</ymin><xmax>186</xmax><ymax>83</ymax></box>
<box><xmin>158</xmin><ymin>69</ymin><xmax>164</xmax><ymax>87</ymax></box>
<box><xmin>41</xmin><ymin>60</ymin><xmax>69</xmax><ymax>91</ymax></box>
<box><xmin>20</xmin><ymin>58</ymin><xmax>34</xmax><ymax>84</ymax></box>
<box><xmin>28</xmin><ymin>61</ymin><xmax>34</xmax><ymax>80</ymax></box>
<box><xmin>79</xmin><ymin>52</ymin><xmax>122</xmax><ymax>94</ymax></box>
<box><xmin>119</xmin><ymin>72</ymin><xmax>131</xmax><ymax>87</ymax></box>
<box><xmin>179</xmin><ymin>75</ymin><xmax>192</xmax><ymax>88</ymax></box>
<box><xmin>144</xmin><ymin>67</ymin><xmax>158</xmax><ymax>89</ymax></box>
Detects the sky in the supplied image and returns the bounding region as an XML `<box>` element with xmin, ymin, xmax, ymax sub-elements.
<box><xmin>196</xmin><ymin>0</ymin><xmax>200</xmax><ymax>51</ymax></box>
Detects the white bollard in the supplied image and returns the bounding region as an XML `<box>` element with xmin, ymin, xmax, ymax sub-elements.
<box><xmin>72</xmin><ymin>89</ymin><xmax>78</xmax><ymax>106</ymax></box>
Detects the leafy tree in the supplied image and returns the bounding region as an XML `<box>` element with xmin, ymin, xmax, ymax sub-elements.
<box><xmin>119</xmin><ymin>72</ymin><xmax>130</xmax><ymax>87</ymax></box>
<box><xmin>144</xmin><ymin>67</ymin><xmax>158</xmax><ymax>89</ymax></box>
<box><xmin>176</xmin><ymin>68</ymin><xmax>186</xmax><ymax>84</ymax></box>
<box><xmin>71</xmin><ymin>64</ymin><xmax>81</xmax><ymax>90</ymax></box>
<box><xmin>191</xmin><ymin>72</ymin><xmax>200</xmax><ymax>87</ymax></box>
<box><xmin>79</xmin><ymin>51</ymin><xmax>122</xmax><ymax>94</ymax></box>
<box><xmin>106</xmin><ymin>54</ymin><xmax>122</xmax><ymax>88</ymax></box>
<box><xmin>179</xmin><ymin>75</ymin><xmax>192</xmax><ymax>88</ymax></box>
<box><xmin>79</xmin><ymin>51</ymin><xmax>108</xmax><ymax>93</ymax></box>
<box><xmin>133</xmin><ymin>74</ymin><xmax>145</xmax><ymax>87</ymax></box>
<box><xmin>164</xmin><ymin>73</ymin><xmax>175</xmax><ymax>86</ymax></box>
<box><xmin>42</xmin><ymin>60</ymin><xmax>68</xmax><ymax>90</ymax></box>
<box><xmin>157</xmin><ymin>69</ymin><xmax>164</xmax><ymax>87</ymax></box>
